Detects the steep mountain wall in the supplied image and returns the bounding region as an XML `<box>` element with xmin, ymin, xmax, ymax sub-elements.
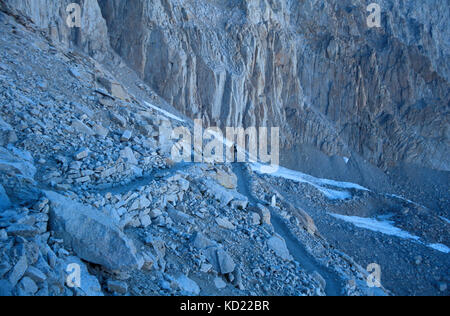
<box><xmin>96</xmin><ymin>0</ymin><xmax>450</xmax><ymax>172</ymax></box>
<box><xmin>2</xmin><ymin>0</ymin><xmax>449</xmax><ymax>173</ymax></box>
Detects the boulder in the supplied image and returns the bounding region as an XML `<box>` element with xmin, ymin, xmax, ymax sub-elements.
<box><xmin>74</xmin><ymin>148</ymin><xmax>89</xmax><ymax>160</ymax></box>
<box><xmin>24</xmin><ymin>266</ymin><xmax>47</xmax><ymax>283</ymax></box>
<box><xmin>284</xmin><ymin>202</ymin><xmax>318</xmax><ymax>236</ymax></box>
<box><xmin>46</xmin><ymin>191</ymin><xmax>139</xmax><ymax>271</ymax></box>
<box><xmin>120</xmin><ymin>147</ymin><xmax>138</xmax><ymax>165</ymax></box>
<box><xmin>214</xmin><ymin>277</ymin><xmax>227</xmax><ymax>289</ymax></box>
<box><xmin>97</xmin><ymin>77</ymin><xmax>129</xmax><ymax>101</ymax></box>
<box><xmin>121</xmin><ymin>130</ymin><xmax>132</xmax><ymax>142</ymax></box>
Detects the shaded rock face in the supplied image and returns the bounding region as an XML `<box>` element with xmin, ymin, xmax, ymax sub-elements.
<box><xmin>3</xmin><ymin>0</ymin><xmax>449</xmax><ymax>173</ymax></box>
<box><xmin>97</xmin><ymin>0</ymin><xmax>449</xmax><ymax>172</ymax></box>
<box><xmin>0</xmin><ymin>0</ymin><xmax>110</xmax><ymax>60</ymax></box>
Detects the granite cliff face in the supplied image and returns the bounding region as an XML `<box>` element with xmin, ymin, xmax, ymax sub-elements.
<box><xmin>1</xmin><ymin>0</ymin><xmax>449</xmax><ymax>297</ymax></box>
<box><xmin>2</xmin><ymin>0</ymin><xmax>449</xmax><ymax>173</ymax></box>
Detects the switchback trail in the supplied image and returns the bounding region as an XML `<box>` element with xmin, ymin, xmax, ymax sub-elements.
<box><xmin>232</xmin><ymin>163</ymin><xmax>344</xmax><ymax>296</ymax></box>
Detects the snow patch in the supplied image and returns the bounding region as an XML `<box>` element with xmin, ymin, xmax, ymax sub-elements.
<box><xmin>144</xmin><ymin>101</ymin><xmax>185</xmax><ymax>122</ymax></box>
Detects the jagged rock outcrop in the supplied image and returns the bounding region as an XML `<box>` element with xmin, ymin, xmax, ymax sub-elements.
<box><xmin>46</xmin><ymin>191</ymin><xmax>140</xmax><ymax>271</ymax></box>
<box><xmin>96</xmin><ymin>0</ymin><xmax>449</xmax><ymax>172</ymax></box>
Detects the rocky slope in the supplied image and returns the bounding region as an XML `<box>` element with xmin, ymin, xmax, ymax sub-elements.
<box><xmin>0</xmin><ymin>0</ymin><xmax>448</xmax><ymax>296</ymax></box>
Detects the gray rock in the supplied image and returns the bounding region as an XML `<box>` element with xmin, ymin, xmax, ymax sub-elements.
<box><xmin>17</xmin><ymin>276</ymin><xmax>38</xmax><ymax>295</ymax></box>
<box><xmin>267</xmin><ymin>235</ymin><xmax>292</xmax><ymax>261</ymax></box>
<box><xmin>0</xmin><ymin>184</ymin><xmax>11</xmax><ymax>211</ymax></box>
<box><xmin>250</xmin><ymin>212</ymin><xmax>261</xmax><ymax>226</ymax></box>
<box><xmin>215</xmin><ymin>217</ymin><xmax>236</xmax><ymax>230</ymax></box>
<box><xmin>0</xmin><ymin>146</ymin><xmax>36</xmax><ymax>180</ymax></box>
<box><xmin>202</xmin><ymin>179</ymin><xmax>236</xmax><ymax>206</ymax></box>
<box><xmin>217</xmin><ymin>248</ymin><xmax>236</xmax><ymax>275</ymax></box>
<box><xmin>167</xmin><ymin>207</ymin><xmax>192</xmax><ymax>225</ymax></box>
<box><xmin>139</xmin><ymin>214</ymin><xmax>152</xmax><ymax>228</ymax></box>
<box><xmin>121</xmin><ymin>130</ymin><xmax>132</xmax><ymax>142</ymax></box>
<box><xmin>256</xmin><ymin>204</ymin><xmax>271</xmax><ymax>225</ymax></box>
<box><xmin>8</xmin><ymin>255</ymin><xmax>28</xmax><ymax>287</ymax></box>
<box><xmin>97</xmin><ymin>77</ymin><xmax>129</xmax><ymax>101</ymax></box>
<box><xmin>64</xmin><ymin>256</ymin><xmax>103</xmax><ymax>296</ymax></box>
<box><xmin>191</xmin><ymin>232</ymin><xmax>216</xmax><ymax>249</ymax></box>
<box><xmin>0</xmin><ymin>280</ymin><xmax>13</xmax><ymax>296</ymax></box>
<box><xmin>71</xmin><ymin>119</ymin><xmax>94</xmax><ymax>136</ymax></box>
<box><xmin>0</xmin><ymin>117</ymin><xmax>17</xmax><ymax>146</ymax></box>
<box><xmin>110</xmin><ymin>112</ymin><xmax>127</xmax><ymax>127</ymax></box>
<box><xmin>174</xmin><ymin>274</ymin><xmax>200</xmax><ymax>295</ymax></box>
<box><xmin>120</xmin><ymin>147</ymin><xmax>138</xmax><ymax>165</ymax></box>
<box><xmin>25</xmin><ymin>266</ymin><xmax>47</xmax><ymax>283</ymax></box>
<box><xmin>6</xmin><ymin>224</ymin><xmax>39</xmax><ymax>238</ymax></box>
<box><xmin>74</xmin><ymin>148</ymin><xmax>89</xmax><ymax>161</ymax></box>
<box><xmin>213</xmin><ymin>170</ymin><xmax>237</xmax><ymax>189</ymax></box>
<box><xmin>46</xmin><ymin>191</ymin><xmax>140</xmax><ymax>271</ymax></box>
<box><xmin>206</xmin><ymin>247</ymin><xmax>236</xmax><ymax>275</ymax></box>
<box><xmin>150</xmin><ymin>209</ymin><xmax>162</xmax><ymax>219</ymax></box>
<box><xmin>0</xmin><ymin>229</ymin><xmax>7</xmax><ymax>241</ymax></box>
<box><xmin>93</xmin><ymin>124</ymin><xmax>109</xmax><ymax>138</ymax></box>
